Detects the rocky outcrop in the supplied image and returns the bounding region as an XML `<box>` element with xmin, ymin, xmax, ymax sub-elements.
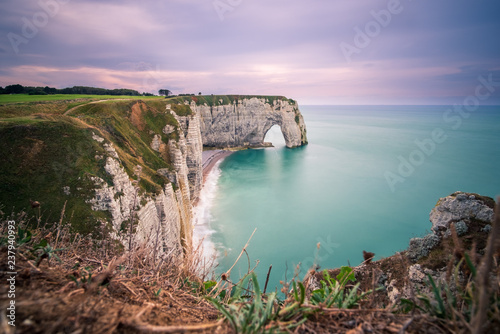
<box><xmin>407</xmin><ymin>234</ymin><xmax>440</xmax><ymax>262</ymax></box>
<box><xmin>307</xmin><ymin>191</ymin><xmax>497</xmax><ymax>309</ymax></box>
<box><xmin>192</xmin><ymin>97</ymin><xmax>308</xmax><ymax>148</ymax></box>
<box><xmin>406</xmin><ymin>192</ymin><xmax>494</xmax><ymax>262</ymax></box>
<box><xmin>430</xmin><ymin>191</ymin><xmax>494</xmax><ymax>233</ymax></box>
<box><xmin>171</xmin><ymin>108</ymin><xmax>203</xmax><ymax>202</ymax></box>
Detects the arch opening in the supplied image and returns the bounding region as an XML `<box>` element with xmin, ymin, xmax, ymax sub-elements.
<box><xmin>263</xmin><ymin>124</ymin><xmax>286</xmax><ymax>148</ymax></box>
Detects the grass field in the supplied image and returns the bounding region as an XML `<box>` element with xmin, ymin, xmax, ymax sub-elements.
<box><xmin>0</xmin><ymin>94</ymin><xmax>164</xmax><ymax>104</ymax></box>
<box><xmin>1</xmin><ymin>94</ymin><xmax>294</xmax><ymax>105</ymax></box>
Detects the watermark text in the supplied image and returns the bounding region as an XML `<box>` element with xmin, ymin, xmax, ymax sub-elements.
<box><xmin>7</xmin><ymin>0</ymin><xmax>70</xmax><ymax>54</ymax></box>
<box><xmin>5</xmin><ymin>220</ymin><xmax>17</xmax><ymax>327</ymax></box>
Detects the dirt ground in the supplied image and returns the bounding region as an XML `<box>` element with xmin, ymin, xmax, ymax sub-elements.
<box><xmin>0</xmin><ymin>248</ymin><xmax>231</xmax><ymax>334</ymax></box>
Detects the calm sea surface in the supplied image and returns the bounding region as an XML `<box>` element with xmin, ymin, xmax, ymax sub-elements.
<box><xmin>194</xmin><ymin>105</ymin><xmax>500</xmax><ymax>291</ymax></box>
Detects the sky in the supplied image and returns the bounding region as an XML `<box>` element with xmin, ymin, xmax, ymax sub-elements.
<box><xmin>1</xmin><ymin>0</ymin><xmax>499</xmax><ymax>105</ymax></box>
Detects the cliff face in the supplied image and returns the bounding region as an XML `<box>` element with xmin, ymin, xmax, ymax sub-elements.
<box><xmin>170</xmin><ymin>106</ymin><xmax>203</xmax><ymax>202</ymax></box>
<box><xmin>82</xmin><ymin>102</ymin><xmax>203</xmax><ymax>260</ymax></box>
<box><xmin>193</xmin><ymin>97</ymin><xmax>308</xmax><ymax>148</ymax></box>
<box><xmin>88</xmin><ymin>118</ymin><xmax>202</xmax><ymax>259</ymax></box>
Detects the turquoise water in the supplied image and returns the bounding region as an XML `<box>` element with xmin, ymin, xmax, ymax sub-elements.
<box><xmin>202</xmin><ymin>105</ymin><xmax>500</xmax><ymax>292</ymax></box>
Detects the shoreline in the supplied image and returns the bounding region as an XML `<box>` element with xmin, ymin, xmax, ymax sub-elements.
<box><xmin>201</xmin><ymin>150</ymin><xmax>234</xmax><ymax>185</ymax></box>
<box><xmin>192</xmin><ymin>150</ymin><xmax>234</xmax><ymax>262</ymax></box>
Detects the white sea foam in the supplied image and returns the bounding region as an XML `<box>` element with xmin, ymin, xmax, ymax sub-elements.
<box><xmin>192</xmin><ymin>158</ymin><xmax>224</xmax><ymax>269</ymax></box>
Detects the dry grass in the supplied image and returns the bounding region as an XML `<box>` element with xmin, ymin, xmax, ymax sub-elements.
<box><xmin>1</xmin><ymin>198</ymin><xmax>499</xmax><ymax>333</ymax></box>
<box><xmin>0</xmin><ymin>211</ymin><xmax>229</xmax><ymax>334</ymax></box>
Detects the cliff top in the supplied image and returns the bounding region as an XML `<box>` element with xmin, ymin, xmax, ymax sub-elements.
<box><xmin>165</xmin><ymin>94</ymin><xmax>297</xmax><ymax>106</ymax></box>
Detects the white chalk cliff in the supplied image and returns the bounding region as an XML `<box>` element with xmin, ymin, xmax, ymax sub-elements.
<box><xmin>193</xmin><ymin>97</ymin><xmax>308</xmax><ymax>148</ymax></box>
<box><xmin>87</xmin><ymin>97</ymin><xmax>308</xmax><ymax>261</ymax></box>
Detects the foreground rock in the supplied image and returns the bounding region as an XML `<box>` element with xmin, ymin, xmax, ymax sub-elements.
<box><xmin>313</xmin><ymin>191</ymin><xmax>496</xmax><ymax>309</ymax></box>
<box><xmin>407</xmin><ymin>191</ymin><xmax>495</xmax><ymax>262</ymax></box>
<box><xmin>430</xmin><ymin>191</ymin><xmax>494</xmax><ymax>233</ymax></box>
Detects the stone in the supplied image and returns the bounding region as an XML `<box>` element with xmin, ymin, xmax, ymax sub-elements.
<box><xmin>378</xmin><ymin>272</ymin><xmax>388</xmax><ymax>285</ymax></box>
<box><xmin>408</xmin><ymin>264</ymin><xmax>426</xmax><ymax>283</ymax></box>
<box><xmin>453</xmin><ymin>220</ymin><xmax>468</xmax><ymax>236</ymax></box>
<box><xmin>103</xmin><ymin>143</ymin><xmax>119</xmax><ymax>159</ymax></box>
<box><xmin>429</xmin><ymin>191</ymin><xmax>494</xmax><ymax>233</ymax></box>
<box><xmin>482</xmin><ymin>224</ymin><xmax>492</xmax><ymax>233</ymax></box>
<box><xmin>387</xmin><ymin>280</ymin><xmax>400</xmax><ymax>305</ymax></box>
<box><xmin>407</xmin><ymin>234</ymin><xmax>440</xmax><ymax>262</ymax></box>
<box><xmin>157</xmin><ymin>168</ymin><xmax>177</xmax><ymax>187</ymax></box>
<box><xmin>92</xmin><ymin>132</ymin><xmax>105</xmax><ymax>143</ymax></box>
<box><xmin>163</xmin><ymin>124</ymin><xmax>175</xmax><ymax>134</ymax></box>
<box><xmin>151</xmin><ymin>134</ymin><xmax>162</xmax><ymax>152</ymax></box>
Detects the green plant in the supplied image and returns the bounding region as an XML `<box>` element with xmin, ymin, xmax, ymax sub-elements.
<box><xmin>400</xmin><ymin>255</ymin><xmax>477</xmax><ymax>322</ymax></box>
<box><xmin>180</xmin><ymin>277</ymin><xmax>202</xmax><ymax>294</ymax></box>
<box><xmin>401</xmin><ymin>274</ymin><xmax>458</xmax><ymax>320</ymax></box>
<box><xmin>277</xmin><ymin>281</ymin><xmax>310</xmax><ymax>323</ymax></box>
<box><xmin>207</xmin><ymin>273</ymin><xmax>311</xmax><ymax>333</ymax></box>
<box><xmin>0</xmin><ymin>226</ymin><xmax>31</xmax><ymax>246</ymax></box>
<box><xmin>310</xmin><ymin>267</ymin><xmax>374</xmax><ymax>309</ymax></box>
<box><xmin>204</xmin><ymin>280</ymin><xmax>217</xmax><ymax>294</ymax></box>
<box><xmin>70</xmin><ymin>271</ymin><xmax>93</xmax><ymax>288</ymax></box>
<box><xmin>208</xmin><ymin>272</ymin><xmax>280</xmax><ymax>333</ymax></box>
<box><xmin>17</xmin><ymin>227</ymin><xmax>32</xmax><ymax>246</ymax></box>
<box><xmin>33</xmin><ymin>239</ymin><xmax>63</xmax><ymax>266</ymax></box>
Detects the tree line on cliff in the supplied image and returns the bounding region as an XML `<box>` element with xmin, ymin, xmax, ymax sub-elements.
<box><xmin>0</xmin><ymin>84</ymin><xmax>153</xmax><ymax>96</ymax></box>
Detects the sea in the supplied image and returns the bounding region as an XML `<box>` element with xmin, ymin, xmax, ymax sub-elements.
<box><xmin>193</xmin><ymin>105</ymin><xmax>500</xmax><ymax>292</ymax></box>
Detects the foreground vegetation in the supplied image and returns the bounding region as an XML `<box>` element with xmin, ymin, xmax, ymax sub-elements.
<box><xmin>1</xmin><ymin>196</ymin><xmax>498</xmax><ymax>333</ymax></box>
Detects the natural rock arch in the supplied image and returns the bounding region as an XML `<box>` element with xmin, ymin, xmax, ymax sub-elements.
<box><xmin>193</xmin><ymin>97</ymin><xmax>308</xmax><ymax>148</ymax></box>
<box><xmin>261</xmin><ymin>120</ymin><xmax>293</xmax><ymax>147</ymax></box>
<box><xmin>263</xmin><ymin>124</ymin><xmax>286</xmax><ymax>146</ymax></box>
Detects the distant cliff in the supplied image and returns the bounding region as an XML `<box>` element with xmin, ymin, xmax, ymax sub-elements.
<box><xmin>166</xmin><ymin>95</ymin><xmax>308</xmax><ymax>149</ymax></box>
<box><xmin>196</xmin><ymin>97</ymin><xmax>307</xmax><ymax>148</ymax></box>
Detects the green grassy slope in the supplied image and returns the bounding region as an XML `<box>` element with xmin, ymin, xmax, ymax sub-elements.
<box><xmin>0</xmin><ymin>116</ymin><xmax>109</xmax><ymax>233</ymax></box>
<box><xmin>0</xmin><ymin>94</ymin><xmax>163</xmax><ymax>104</ymax></box>
<box><xmin>0</xmin><ymin>95</ymin><xmax>165</xmax><ymax>118</ymax></box>
<box><xmin>0</xmin><ymin>98</ymin><xmax>185</xmax><ymax>234</ymax></box>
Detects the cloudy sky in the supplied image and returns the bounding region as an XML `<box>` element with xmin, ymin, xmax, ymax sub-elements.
<box><xmin>1</xmin><ymin>0</ymin><xmax>499</xmax><ymax>104</ymax></box>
